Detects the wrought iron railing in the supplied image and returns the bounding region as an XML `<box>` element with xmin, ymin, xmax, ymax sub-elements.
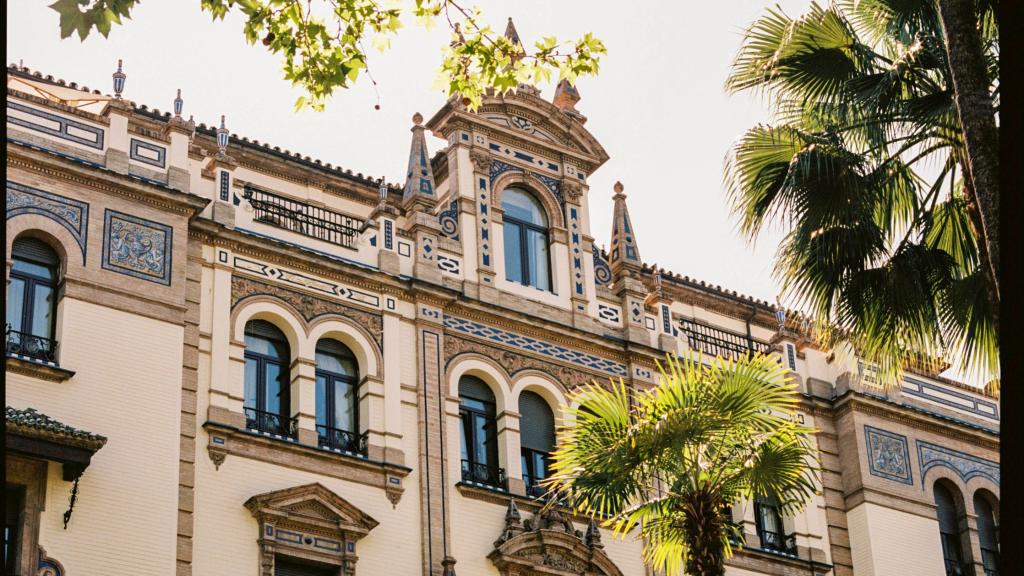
<box><xmin>680</xmin><ymin>319</ymin><xmax>771</xmax><ymax>360</ymax></box>
<box><xmin>243</xmin><ymin>185</ymin><xmax>364</xmax><ymax>249</ymax></box>
<box><xmin>461</xmin><ymin>459</ymin><xmax>507</xmax><ymax>490</ymax></box>
<box><xmin>5</xmin><ymin>326</ymin><xmax>58</xmax><ymax>364</ymax></box>
<box><xmin>523</xmin><ymin>474</ymin><xmax>549</xmax><ymax>498</ymax></box>
<box><xmin>317</xmin><ymin>424</ymin><xmax>368</xmax><ymax>455</ymax></box>
<box><xmin>244</xmin><ymin>407</ymin><xmax>296</xmax><ymax>437</ymax></box>
<box><xmin>758</xmin><ymin>529</ymin><xmax>797</xmax><ymax>555</ymax></box>
<box><xmin>943</xmin><ymin>558</ymin><xmax>976</xmax><ymax>576</ymax></box>
<box><xmin>981</xmin><ymin>548</ymin><xmax>999</xmax><ymax>576</ymax></box>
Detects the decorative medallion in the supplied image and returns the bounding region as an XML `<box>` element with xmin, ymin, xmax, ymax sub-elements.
<box><xmin>864</xmin><ymin>426</ymin><xmax>912</xmax><ymax>485</ymax></box>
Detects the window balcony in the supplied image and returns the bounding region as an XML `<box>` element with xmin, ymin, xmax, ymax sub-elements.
<box><xmin>944</xmin><ymin>558</ymin><xmax>976</xmax><ymax>576</ymax></box>
<box><xmin>316</xmin><ymin>424</ymin><xmax>368</xmax><ymax>456</ymax></box>
<box><xmin>242</xmin><ymin>185</ymin><xmax>364</xmax><ymax>250</ymax></box>
<box><xmin>680</xmin><ymin>319</ymin><xmax>771</xmax><ymax>360</ymax></box>
<box><xmin>5</xmin><ymin>327</ymin><xmax>58</xmax><ymax>365</ymax></box>
<box><xmin>758</xmin><ymin>529</ymin><xmax>798</xmax><ymax>556</ymax></box>
<box><xmin>244</xmin><ymin>407</ymin><xmax>297</xmax><ymax>438</ymax></box>
<box><xmin>461</xmin><ymin>459</ymin><xmax>507</xmax><ymax>491</ymax></box>
<box><xmin>523</xmin><ymin>473</ymin><xmax>549</xmax><ymax>499</ymax></box>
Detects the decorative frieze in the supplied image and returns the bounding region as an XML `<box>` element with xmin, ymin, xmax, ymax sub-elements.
<box><xmin>917</xmin><ymin>441</ymin><xmax>998</xmax><ymax>485</ymax></box>
<box><xmin>444</xmin><ymin>335</ymin><xmax>606</xmax><ymax>390</ymax></box>
<box><xmin>6</xmin><ymin>181</ymin><xmax>89</xmax><ymax>263</ymax></box>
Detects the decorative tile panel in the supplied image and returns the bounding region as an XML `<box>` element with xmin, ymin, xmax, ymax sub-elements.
<box><xmin>219</xmin><ymin>170</ymin><xmax>230</xmax><ymax>202</ymax></box>
<box><xmin>129</xmin><ymin>138</ymin><xmax>167</xmax><ymax>168</ymax></box>
<box><xmin>101</xmin><ymin>209</ymin><xmax>173</xmax><ymax>285</ymax></box>
<box><xmin>233</xmin><ymin>256</ymin><xmax>380</xmax><ymax>308</ymax></box>
<box><xmin>917</xmin><ymin>441</ymin><xmax>998</xmax><ymax>485</ymax></box>
<box><xmin>489</xmin><ymin>160</ymin><xmax>564</xmax><ymax>207</ymax></box>
<box><xmin>438</xmin><ymin>199</ymin><xmax>460</xmax><ymax>240</ymax></box>
<box><xmin>444</xmin><ymin>316</ymin><xmax>627</xmax><ymax>377</ymax></box>
<box><xmin>864</xmin><ymin>426</ymin><xmax>913</xmax><ymax>485</ymax></box>
<box><xmin>6</xmin><ymin>181</ymin><xmax>88</xmax><ymax>263</ymax></box>
<box><xmin>478</xmin><ymin>177</ymin><xmax>492</xmax><ymax>269</ymax></box>
<box><xmin>437</xmin><ymin>254</ymin><xmax>461</xmax><ymax>275</ymax></box>
<box><xmin>592</xmin><ymin>249</ymin><xmax>612</xmax><ymax>287</ymax></box>
<box><xmin>596</xmin><ymin>303</ymin><xmax>621</xmax><ymax>325</ymax></box>
<box><xmin>8</xmin><ymin>101</ymin><xmax>104</xmax><ymax>149</ymax></box>
<box><xmin>786</xmin><ymin>344</ymin><xmax>797</xmax><ymax>371</ymax></box>
<box><xmin>569</xmin><ymin>206</ymin><xmax>584</xmax><ymax>296</ymax></box>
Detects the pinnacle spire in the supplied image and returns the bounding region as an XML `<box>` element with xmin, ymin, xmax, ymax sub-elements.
<box><xmin>504</xmin><ymin>17</ymin><xmax>522</xmax><ymax>46</ymax></box>
<box><xmin>609</xmin><ymin>181</ymin><xmax>642</xmax><ymax>276</ymax></box>
<box><xmin>401</xmin><ymin>112</ymin><xmax>437</xmax><ymax>211</ymax></box>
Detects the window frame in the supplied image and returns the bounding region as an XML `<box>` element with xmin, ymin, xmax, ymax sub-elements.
<box><xmin>314</xmin><ymin>341</ymin><xmax>362</xmax><ymax>454</ymax></box>
<box><xmin>501</xmin><ymin>189</ymin><xmax>553</xmax><ymax>292</ymax></box>
<box><xmin>7</xmin><ymin>240</ymin><xmax>61</xmax><ymax>362</ymax></box>
<box><xmin>243</xmin><ymin>322</ymin><xmax>292</xmax><ymax>435</ymax></box>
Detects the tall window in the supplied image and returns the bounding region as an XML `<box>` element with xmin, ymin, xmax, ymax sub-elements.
<box><xmin>6</xmin><ymin>237</ymin><xmax>60</xmax><ymax>363</ymax></box>
<box><xmin>244</xmin><ymin>320</ymin><xmax>291</xmax><ymax>436</ymax></box>
<box><xmin>4</xmin><ymin>486</ymin><xmax>24</xmax><ymax>576</ymax></box>
<box><xmin>502</xmin><ymin>188</ymin><xmax>551</xmax><ymax>291</ymax></box>
<box><xmin>519</xmin><ymin>391</ymin><xmax>554</xmax><ymax>497</ymax></box>
<box><xmin>974</xmin><ymin>492</ymin><xmax>999</xmax><ymax>576</ymax></box>
<box><xmin>459</xmin><ymin>376</ymin><xmax>503</xmax><ymax>489</ymax></box>
<box><xmin>935</xmin><ymin>482</ymin><xmax>969</xmax><ymax>576</ymax></box>
<box><xmin>315</xmin><ymin>339</ymin><xmax>363</xmax><ymax>454</ymax></box>
<box><xmin>755</xmin><ymin>494</ymin><xmax>795</xmax><ymax>554</ymax></box>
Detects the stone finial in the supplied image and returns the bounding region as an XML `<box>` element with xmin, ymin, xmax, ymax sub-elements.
<box><xmin>187</xmin><ymin>114</ymin><xmax>196</xmax><ymax>140</ymax></box>
<box><xmin>173</xmin><ymin>89</ymin><xmax>183</xmax><ymax>118</ymax></box>
<box><xmin>401</xmin><ymin>112</ymin><xmax>437</xmax><ymax>211</ymax></box>
<box><xmin>495</xmin><ymin>498</ymin><xmax>525</xmax><ymax>546</ymax></box>
<box><xmin>609</xmin><ymin>181</ymin><xmax>642</xmax><ymax>275</ymax></box>
<box><xmin>112</xmin><ymin>59</ymin><xmax>126</xmax><ymax>99</ymax></box>
<box><xmin>585</xmin><ymin>518</ymin><xmax>603</xmax><ymax>549</ymax></box>
<box><xmin>217</xmin><ymin>115</ymin><xmax>229</xmax><ymax>155</ymax></box>
<box><xmin>553</xmin><ymin>78</ymin><xmax>581</xmax><ymax>111</ymax></box>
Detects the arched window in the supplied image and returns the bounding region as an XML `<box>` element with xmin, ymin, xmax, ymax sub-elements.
<box><xmin>244</xmin><ymin>320</ymin><xmax>292</xmax><ymax>436</ymax></box>
<box><xmin>755</xmin><ymin>494</ymin><xmax>795</xmax><ymax>555</ymax></box>
<box><xmin>502</xmin><ymin>188</ymin><xmax>551</xmax><ymax>292</ymax></box>
<box><xmin>974</xmin><ymin>492</ymin><xmax>999</xmax><ymax>576</ymax></box>
<box><xmin>459</xmin><ymin>376</ymin><xmax>504</xmax><ymax>489</ymax></box>
<box><xmin>935</xmin><ymin>482</ymin><xmax>969</xmax><ymax>576</ymax></box>
<box><xmin>6</xmin><ymin>237</ymin><xmax>60</xmax><ymax>363</ymax></box>
<box><xmin>519</xmin><ymin>391</ymin><xmax>554</xmax><ymax>497</ymax></box>
<box><xmin>315</xmin><ymin>339</ymin><xmax>363</xmax><ymax>455</ymax></box>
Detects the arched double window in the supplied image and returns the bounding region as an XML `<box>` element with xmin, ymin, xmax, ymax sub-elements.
<box><xmin>6</xmin><ymin>237</ymin><xmax>60</xmax><ymax>363</ymax></box>
<box><xmin>755</xmin><ymin>494</ymin><xmax>795</xmax><ymax>554</ymax></box>
<box><xmin>459</xmin><ymin>376</ymin><xmax>503</xmax><ymax>489</ymax></box>
<box><xmin>974</xmin><ymin>491</ymin><xmax>999</xmax><ymax>576</ymax></box>
<box><xmin>315</xmin><ymin>339</ymin><xmax>363</xmax><ymax>455</ymax></box>
<box><xmin>243</xmin><ymin>320</ymin><xmax>292</xmax><ymax>436</ymax></box>
<box><xmin>502</xmin><ymin>188</ymin><xmax>551</xmax><ymax>292</ymax></box>
<box><xmin>519</xmin><ymin>391</ymin><xmax>554</xmax><ymax>497</ymax></box>
<box><xmin>935</xmin><ymin>481</ymin><xmax>969</xmax><ymax>576</ymax></box>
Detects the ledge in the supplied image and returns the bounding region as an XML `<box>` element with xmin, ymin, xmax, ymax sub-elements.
<box><xmin>728</xmin><ymin>545</ymin><xmax>833</xmax><ymax>576</ymax></box>
<box><xmin>203</xmin><ymin>420</ymin><xmax>411</xmax><ymax>506</ymax></box>
<box><xmin>455</xmin><ymin>483</ymin><xmax>612</xmax><ymax>524</ymax></box>
<box><xmin>5</xmin><ymin>355</ymin><xmax>75</xmax><ymax>382</ymax></box>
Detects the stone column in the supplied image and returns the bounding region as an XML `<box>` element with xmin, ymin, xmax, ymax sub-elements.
<box><xmin>382</xmin><ymin>309</ymin><xmax>405</xmax><ymax>463</ymax></box>
<box><xmin>292</xmin><ymin>358</ymin><xmax>318</xmax><ymax>446</ymax></box>
<box><xmin>103</xmin><ymin>99</ymin><xmax>131</xmax><ymax>174</ymax></box>
<box><xmin>468</xmin><ymin>148</ymin><xmax>499</xmax><ymax>302</ymax></box>
<box><xmin>497</xmin><ymin>410</ymin><xmax>524</xmax><ymax>495</ymax></box>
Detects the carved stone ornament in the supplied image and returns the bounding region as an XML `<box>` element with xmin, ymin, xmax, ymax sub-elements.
<box><xmin>444</xmin><ymin>335</ymin><xmax>602</xmax><ymax>391</ymax></box>
<box><xmin>470</xmin><ymin>149</ymin><xmax>492</xmax><ymax>174</ymax></box>
<box><xmin>489</xmin><ymin>499</ymin><xmax>623</xmax><ymax>576</ymax></box>
<box><xmin>562</xmin><ymin>180</ymin><xmax>584</xmax><ymax>203</ymax></box>
<box><xmin>245</xmin><ymin>483</ymin><xmax>379</xmax><ymax>576</ymax></box>
<box><xmin>231</xmin><ymin>275</ymin><xmax>384</xmax><ymax>349</ymax></box>
<box><xmin>36</xmin><ymin>547</ymin><xmax>64</xmax><ymax>576</ymax></box>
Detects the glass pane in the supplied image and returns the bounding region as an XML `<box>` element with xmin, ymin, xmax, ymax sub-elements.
<box><xmin>30</xmin><ymin>284</ymin><xmax>54</xmax><ymax>338</ymax></box>
<box><xmin>503</xmin><ymin>221</ymin><xmax>523</xmax><ymax>283</ymax></box>
<box><xmin>265</xmin><ymin>362</ymin><xmax>283</xmax><ymax>414</ymax></box>
<box><xmin>334</xmin><ymin>380</ymin><xmax>356</xmax><ymax>432</ymax></box>
<box><xmin>460</xmin><ymin>412</ymin><xmax>472</xmax><ymax>461</ymax></box>
<box><xmin>11</xmin><ymin>259</ymin><xmax>56</xmax><ymax>281</ymax></box>
<box><xmin>533</xmin><ymin>451</ymin><xmax>548</xmax><ymax>479</ymax></box>
<box><xmin>6</xmin><ymin>278</ymin><xmax>25</xmax><ymax>333</ymax></box>
<box><xmin>526</xmin><ymin>229</ymin><xmax>550</xmax><ymax>291</ymax></box>
<box><xmin>315</xmin><ymin>375</ymin><xmax>327</xmax><ymax>427</ymax></box>
<box><xmin>316</xmin><ymin>346</ymin><xmax>358</xmax><ymax>376</ymax></box>
<box><xmin>244</xmin><ymin>357</ymin><xmax>259</xmax><ymax>408</ymax></box>
<box><xmin>473</xmin><ymin>413</ymin><xmax>490</xmax><ymax>465</ymax></box>
<box><xmin>502</xmin><ymin>188</ymin><xmax>546</xmax><ymax>226</ymax></box>
<box><xmin>521</xmin><ymin>453</ymin><xmax>530</xmax><ymax>479</ymax></box>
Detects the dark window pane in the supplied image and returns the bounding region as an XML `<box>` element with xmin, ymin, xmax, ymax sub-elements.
<box><xmin>504</xmin><ymin>221</ymin><xmax>524</xmax><ymax>283</ymax></box>
<box><xmin>244</xmin><ymin>357</ymin><xmax>259</xmax><ymax>408</ymax></box>
<box><xmin>265</xmin><ymin>363</ymin><xmax>283</xmax><ymax>414</ymax></box>
<box><xmin>315</xmin><ymin>374</ymin><xmax>327</xmax><ymax>427</ymax></box>
<box><xmin>460</xmin><ymin>412</ymin><xmax>472</xmax><ymax>461</ymax></box>
<box><xmin>525</xmin><ymin>229</ymin><xmax>550</xmax><ymax>291</ymax></box>
<box><xmin>30</xmin><ymin>284</ymin><xmax>54</xmax><ymax>338</ymax></box>
<box><xmin>519</xmin><ymin>391</ymin><xmax>555</xmax><ymax>452</ymax></box>
<box><xmin>473</xmin><ymin>413</ymin><xmax>489</xmax><ymax>465</ymax></box>
<box><xmin>6</xmin><ymin>278</ymin><xmax>25</xmax><ymax>333</ymax></box>
<box><xmin>335</xmin><ymin>380</ymin><xmax>357</xmax><ymax>432</ymax></box>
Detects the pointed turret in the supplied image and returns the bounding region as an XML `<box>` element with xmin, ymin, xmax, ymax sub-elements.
<box><xmin>504</xmin><ymin>17</ymin><xmax>522</xmax><ymax>47</ymax></box>
<box><xmin>609</xmin><ymin>181</ymin><xmax>642</xmax><ymax>277</ymax></box>
<box><xmin>586</xmin><ymin>518</ymin><xmax>604</xmax><ymax>549</ymax></box>
<box><xmin>402</xmin><ymin>112</ymin><xmax>437</xmax><ymax>211</ymax></box>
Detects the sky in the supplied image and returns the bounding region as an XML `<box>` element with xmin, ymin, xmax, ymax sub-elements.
<box><xmin>6</xmin><ymin>0</ymin><xmax>815</xmax><ymax>304</ymax></box>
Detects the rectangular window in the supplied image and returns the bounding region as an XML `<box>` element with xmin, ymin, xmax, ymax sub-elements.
<box><xmin>504</xmin><ymin>221</ymin><xmax>524</xmax><ymax>284</ymax></box>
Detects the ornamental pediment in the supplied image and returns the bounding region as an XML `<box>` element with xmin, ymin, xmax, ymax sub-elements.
<box><xmin>244</xmin><ymin>482</ymin><xmax>379</xmax><ymax>535</ymax></box>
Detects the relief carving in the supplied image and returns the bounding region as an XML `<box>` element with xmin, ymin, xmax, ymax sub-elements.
<box><xmin>231</xmin><ymin>275</ymin><xmax>383</xmax><ymax>349</ymax></box>
<box><xmin>445</xmin><ymin>335</ymin><xmax>603</xmax><ymax>390</ymax></box>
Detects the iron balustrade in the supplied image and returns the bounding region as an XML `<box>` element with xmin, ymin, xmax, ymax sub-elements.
<box><xmin>461</xmin><ymin>459</ymin><xmax>507</xmax><ymax>490</ymax></box>
<box><xmin>944</xmin><ymin>558</ymin><xmax>974</xmax><ymax>576</ymax></box>
<box><xmin>981</xmin><ymin>548</ymin><xmax>999</xmax><ymax>576</ymax></box>
<box><xmin>244</xmin><ymin>407</ymin><xmax>296</xmax><ymax>437</ymax></box>
<box><xmin>316</xmin><ymin>425</ymin><xmax>368</xmax><ymax>455</ymax></box>
<box><xmin>758</xmin><ymin>529</ymin><xmax>797</xmax><ymax>555</ymax></box>
<box><xmin>523</xmin><ymin>474</ymin><xmax>548</xmax><ymax>498</ymax></box>
<box><xmin>243</xmin><ymin>185</ymin><xmax>364</xmax><ymax>250</ymax></box>
<box><xmin>5</xmin><ymin>327</ymin><xmax>58</xmax><ymax>364</ymax></box>
<box><xmin>680</xmin><ymin>318</ymin><xmax>771</xmax><ymax>360</ymax></box>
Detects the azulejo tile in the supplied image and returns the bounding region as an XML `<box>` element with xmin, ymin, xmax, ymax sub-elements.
<box><xmin>101</xmin><ymin>209</ymin><xmax>173</xmax><ymax>285</ymax></box>
<box><xmin>864</xmin><ymin>426</ymin><xmax>912</xmax><ymax>485</ymax></box>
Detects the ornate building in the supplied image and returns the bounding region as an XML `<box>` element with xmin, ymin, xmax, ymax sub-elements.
<box><xmin>4</xmin><ymin>29</ymin><xmax>1000</xmax><ymax>576</ymax></box>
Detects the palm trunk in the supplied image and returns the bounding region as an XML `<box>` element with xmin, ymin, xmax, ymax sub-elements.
<box><xmin>683</xmin><ymin>496</ymin><xmax>727</xmax><ymax>576</ymax></box>
<box><xmin>935</xmin><ymin>0</ymin><xmax>1000</xmax><ymax>313</ymax></box>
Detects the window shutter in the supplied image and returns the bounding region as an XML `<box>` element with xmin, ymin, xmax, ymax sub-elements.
<box><xmin>519</xmin><ymin>391</ymin><xmax>554</xmax><ymax>452</ymax></box>
<box><xmin>12</xmin><ymin>237</ymin><xmax>59</xmax><ymax>265</ymax></box>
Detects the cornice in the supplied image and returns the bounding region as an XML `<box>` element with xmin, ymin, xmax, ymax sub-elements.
<box><xmin>832</xmin><ymin>392</ymin><xmax>999</xmax><ymax>448</ymax></box>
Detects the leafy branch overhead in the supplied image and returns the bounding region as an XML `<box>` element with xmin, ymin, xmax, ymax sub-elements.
<box><xmin>48</xmin><ymin>0</ymin><xmax>606</xmax><ymax>111</ymax></box>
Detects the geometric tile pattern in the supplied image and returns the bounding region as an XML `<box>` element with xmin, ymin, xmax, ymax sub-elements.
<box><xmin>101</xmin><ymin>209</ymin><xmax>173</xmax><ymax>285</ymax></box>
<box><xmin>443</xmin><ymin>316</ymin><xmax>627</xmax><ymax>377</ymax></box>
<box><xmin>8</xmin><ymin>101</ymin><xmax>105</xmax><ymax>149</ymax></box>
<box><xmin>129</xmin><ymin>138</ymin><xmax>166</xmax><ymax>168</ymax></box>
<box><xmin>864</xmin><ymin>426</ymin><xmax>913</xmax><ymax>485</ymax></box>
<box><xmin>6</xmin><ymin>180</ymin><xmax>89</xmax><ymax>263</ymax></box>
<box><xmin>917</xmin><ymin>440</ymin><xmax>999</xmax><ymax>485</ymax></box>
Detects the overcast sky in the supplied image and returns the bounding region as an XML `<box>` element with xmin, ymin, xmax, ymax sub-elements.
<box><xmin>8</xmin><ymin>0</ymin><xmax>815</xmax><ymax>304</ymax></box>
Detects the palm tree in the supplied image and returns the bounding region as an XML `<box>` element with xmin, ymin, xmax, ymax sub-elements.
<box><xmin>723</xmin><ymin>0</ymin><xmax>999</xmax><ymax>386</ymax></box>
<box><xmin>544</xmin><ymin>353</ymin><xmax>818</xmax><ymax>576</ymax></box>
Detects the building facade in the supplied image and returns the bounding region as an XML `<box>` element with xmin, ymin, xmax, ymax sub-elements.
<box><xmin>5</xmin><ymin>43</ymin><xmax>1000</xmax><ymax>576</ymax></box>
